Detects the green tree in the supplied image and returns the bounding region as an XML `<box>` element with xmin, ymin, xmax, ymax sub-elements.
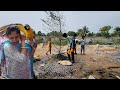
<box><xmin>99</xmin><ymin>25</ymin><xmax>112</xmax><ymax>38</ymax></box>
<box><xmin>41</xmin><ymin>11</ymin><xmax>65</xmax><ymax>55</ymax></box>
<box><xmin>37</xmin><ymin>31</ymin><xmax>42</xmax><ymax>43</ymax></box>
<box><xmin>83</xmin><ymin>26</ymin><xmax>89</xmax><ymax>34</ymax></box>
<box><xmin>95</xmin><ymin>32</ymin><xmax>102</xmax><ymax>37</ymax></box>
<box><xmin>77</xmin><ymin>26</ymin><xmax>89</xmax><ymax>37</ymax></box>
<box><xmin>41</xmin><ymin>33</ymin><xmax>46</xmax><ymax>36</ymax></box>
<box><xmin>113</xmin><ymin>27</ymin><xmax>120</xmax><ymax>37</ymax></box>
<box><xmin>88</xmin><ymin>32</ymin><xmax>95</xmax><ymax>37</ymax></box>
<box><xmin>47</xmin><ymin>31</ymin><xmax>61</xmax><ymax>37</ymax></box>
<box><xmin>67</xmin><ymin>31</ymin><xmax>76</xmax><ymax>36</ymax></box>
<box><xmin>37</xmin><ymin>31</ymin><xmax>42</xmax><ymax>36</ymax></box>
<box><xmin>111</xmin><ymin>32</ymin><xmax>116</xmax><ymax>37</ymax></box>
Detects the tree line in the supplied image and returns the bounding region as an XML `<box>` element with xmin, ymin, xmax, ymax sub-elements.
<box><xmin>35</xmin><ymin>25</ymin><xmax>120</xmax><ymax>38</ymax></box>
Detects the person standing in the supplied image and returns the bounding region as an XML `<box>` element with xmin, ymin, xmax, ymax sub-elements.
<box><xmin>67</xmin><ymin>35</ymin><xmax>75</xmax><ymax>63</ymax></box>
<box><xmin>80</xmin><ymin>36</ymin><xmax>85</xmax><ymax>55</ymax></box>
<box><xmin>46</xmin><ymin>37</ymin><xmax>52</xmax><ymax>55</ymax></box>
<box><xmin>72</xmin><ymin>34</ymin><xmax>77</xmax><ymax>54</ymax></box>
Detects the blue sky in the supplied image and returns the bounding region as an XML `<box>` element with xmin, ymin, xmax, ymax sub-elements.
<box><xmin>0</xmin><ymin>11</ymin><xmax>120</xmax><ymax>34</ymax></box>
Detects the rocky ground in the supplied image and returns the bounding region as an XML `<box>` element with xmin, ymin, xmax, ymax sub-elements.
<box><xmin>34</xmin><ymin>44</ymin><xmax>120</xmax><ymax>79</ymax></box>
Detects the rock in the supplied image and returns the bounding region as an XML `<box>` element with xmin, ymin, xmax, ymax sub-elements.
<box><xmin>34</xmin><ymin>70</ymin><xmax>39</xmax><ymax>76</ymax></box>
<box><xmin>116</xmin><ymin>75</ymin><xmax>120</xmax><ymax>79</ymax></box>
<box><xmin>57</xmin><ymin>60</ymin><xmax>72</xmax><ymax>66</ymax></box>
<box><xmin>41</xmin><ymin>58</ymin><xmax>48</xmax><ymax>64</ymax></box>
<box><xmin>40</xmin><ymin>64</ymin><xmax>45</xmax><ymax>67</ymax></box>
<box><xmin>34</xmin><ymin>54</ymin><xmax>41</xmax><ymax>60</ymax></box>
<box><xmin>96</xmin><ymin>68</ymin><xmax>106</xmax><ymax>74</ymax></box>
<box><xmin>78</xmin><ymin>59</ymin><xmax>85</xmax><ymax>63</ymax></box>
<box><xmin>92</xmin><ymin>74</ymin><xmax>101</xmax><ymax>79</ymax></box>
<box><xmin>82</xmin><ymin>77</ymin><xmax>86</xmax><ymax>79</ymax></box>
<box><xmin>90</xmin><ymin>60</ymin><xmax>97</xmax><ymax>62</ymax></box>
<box><xmin>88</xmin><ymin>75</ymin><xmax>95</xmax><ymax>79</ymax></box>
<box><xmin>82</xmin><ymin>67</ymin><xmax>93</xmax><ymax>75</ymax></box>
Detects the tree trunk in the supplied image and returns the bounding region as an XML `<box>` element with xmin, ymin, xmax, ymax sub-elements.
<box><xmin>59</xmin><ymin>20</ymin><xmax>62</xmax><ymax>55</ymax></box>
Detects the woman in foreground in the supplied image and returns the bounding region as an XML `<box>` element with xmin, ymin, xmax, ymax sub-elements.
<box><xmin>1</xmin><ymin>25</ymin><xmax>37</xmax><ymax>79</ymax></box>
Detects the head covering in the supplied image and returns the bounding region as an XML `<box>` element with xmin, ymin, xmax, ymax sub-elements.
<box><xmin>0</xmin><ymin>24</ymin><xmax>18</xmax><ymax>36</ymax></box>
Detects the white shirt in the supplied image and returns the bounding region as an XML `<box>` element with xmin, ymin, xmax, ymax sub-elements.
<box><xmin>81</xmin><ymin>39</ymin><xmax>85</xmax><ymax>45</ymax></box>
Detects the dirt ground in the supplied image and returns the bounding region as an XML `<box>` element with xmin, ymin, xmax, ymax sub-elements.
<box><xmin>34</xmin><ymin>44</ymin><xmax>120</xmax><ymax>79</ymax></box>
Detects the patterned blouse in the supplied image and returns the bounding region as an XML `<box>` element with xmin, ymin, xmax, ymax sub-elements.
<box><xmin>3</xmin><ymin>43</ymin><xmax>31</xmax><ymax>79</ymax></box>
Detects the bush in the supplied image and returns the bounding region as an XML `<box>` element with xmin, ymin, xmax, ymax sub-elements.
<box><xmin>94</xmin><ymin>40</ymin><xmax>106</xmax><ymax>45</ymax></box>
<box><xmin>35</xmin><ymin>36</ymin><xmax>46</xmax><ymax>44</ymax></box>
<box><xmin>112</xmin><ymin>39</ymin><xmax>120</xmax><ymax>45</ymax></box>
<box><xmin>52</xmin><ymin>39</ymin><xmax>68</xmax><ymax>46</ymax></box>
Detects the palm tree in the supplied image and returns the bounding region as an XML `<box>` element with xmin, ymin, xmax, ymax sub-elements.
<box><xmin>83</xmin><ymin>26</ymin><xmax>89</xmax><ymax>34</ymax></box>
<box><xmin>77</xmin><ymin>26</ymin><xmax>89</xmax><ymax>37</ymax></box>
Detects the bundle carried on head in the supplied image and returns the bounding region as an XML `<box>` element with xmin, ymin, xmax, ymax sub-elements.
<box><xmin>0</xmin><ymin>23</ymin><xmax>35</xmax><ymax>41</ymax></box>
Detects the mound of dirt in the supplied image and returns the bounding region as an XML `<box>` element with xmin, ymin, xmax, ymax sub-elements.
<box><xmin>34</xmin><ymin>60</ymin><xmax>84</xmax><ymax>79</ymax></box>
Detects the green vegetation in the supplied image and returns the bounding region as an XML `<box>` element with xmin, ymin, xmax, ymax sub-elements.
<box><xmin>94</xmin><ymin>40</ymin><xmax>107</xmax><ymax>45</ymax></box>
<box><xmin>112</xmin><ymin>38</ymin><xmax>120</xmax><ymax>45</ymax></box>
<box><xmin>52</xmin><ymin>39</ymin><xmax>68</xmax><ymax>46</ymax></box>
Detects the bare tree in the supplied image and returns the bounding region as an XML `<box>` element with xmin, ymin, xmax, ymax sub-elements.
<box><xmin>41</xmin><ymin>11</ymin><xmax>66</xmax><ymax>54</ymax></box>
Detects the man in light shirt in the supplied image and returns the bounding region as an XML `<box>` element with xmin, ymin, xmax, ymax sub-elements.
<box><xmin>80</xmin><ymin>36</ymin><xmax>85</xmax><ymax>55</ymax></box>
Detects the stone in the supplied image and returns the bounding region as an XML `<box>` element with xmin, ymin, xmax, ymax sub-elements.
<box><xmin>88</xmin><ymin>75</ymin><xmax>95</xmax><ymax>79</ymax></box>
<box><xmin>57</xmin><ymin>60</ymin><xmax>72</xmax><ymax>66</ymax></box>
<box><xmin>116</xmin><ymin>75</ymin><xmax>120</xmax><ymax>79</ymax></box>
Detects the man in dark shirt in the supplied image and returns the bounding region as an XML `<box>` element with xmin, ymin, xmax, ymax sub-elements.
<box><xmin>71</xmin><ymin>34</ymin><xmax>77</xmax><ymax>54</ymax></box>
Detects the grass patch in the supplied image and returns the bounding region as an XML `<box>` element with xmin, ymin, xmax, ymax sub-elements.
<box><xmin>52</xmin><ymin>39</ymin><xmax>68</xmax><ymax>46</ymax></box>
